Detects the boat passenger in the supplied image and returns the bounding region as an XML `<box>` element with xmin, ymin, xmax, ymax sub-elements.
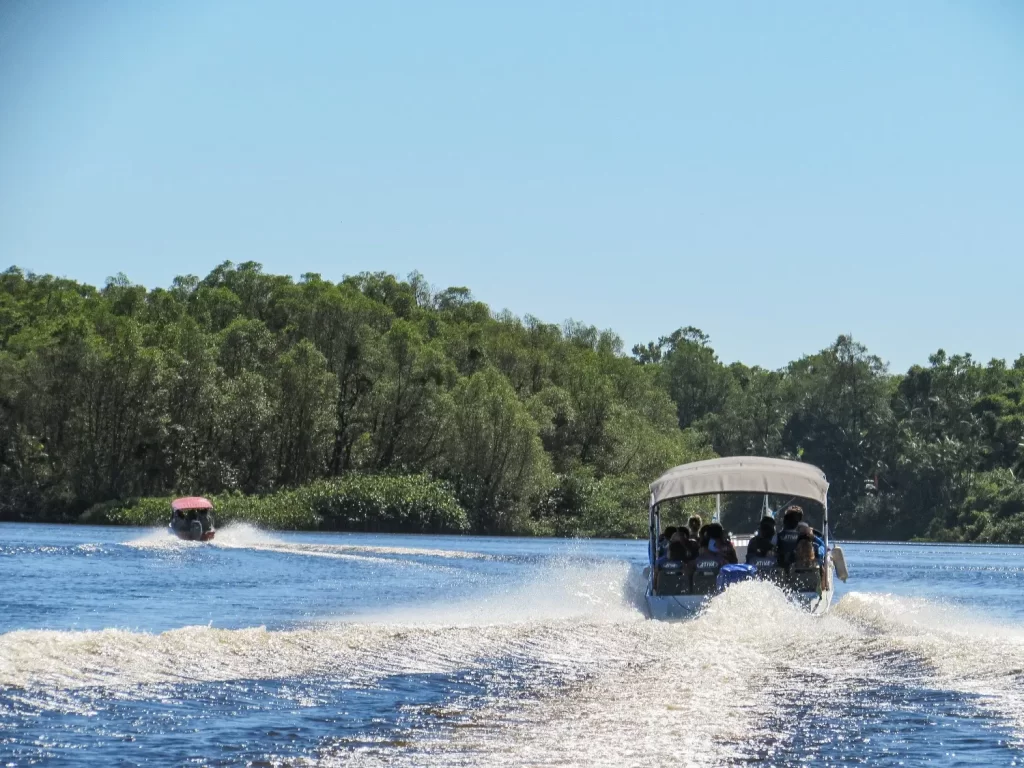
<box><xmin>687</xmin><ymin>515</ymin><xmax>703</xmax><ymax>539</ymax></box>
<box><xmin>653</xmin><ymin>540</ymin><xmax>688</xmax><ymax>592</ymax></box>
<box><xmin>697</xmin><ymin>524</ymin><xmax>711</xmax><ymax>552</ymax></box>
<box><xmin>668</xmin><ymin>530</ymin><xmax>695</xmax><ymax>561</ymax></box>
<box><xmin>701</xmin><ymin>522</ymin><xmax>738</xmax><ymax>565</ymax></box>
<box><xmin>658</xmin><ymin>539</ymin><xmax>687</xmax><ymax>566</ymax></box>
<box><xmin>745</xmin><ymin>516</ymin><xmax>777</xmax><ymax>563</ymax></box>
<box><xmin>680</xmin><ymin>528</ymin><xmax>700</xmax><ymax>560</ymax></box>
<box><xmin>795</xmin><ymin>521</ymin><xmax>825</xmax><ymax>565</ymax></box>
<box><xmin>658</xmin><ymin>526</ymin><xmax>678</xmax><ymax>557</ymax></box>
<box><xmin>775</xmin><ymin>506</ymin><xmax>803</xmax><ymax>568</ymax></box>
<box><xmin>655</xmin><ymin>540</ymin><xmax>686</xmax><ymax>572</ymax></box>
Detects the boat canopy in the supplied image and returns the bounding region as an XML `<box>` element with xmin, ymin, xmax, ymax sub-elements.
<box><xmin>171</xmin><ymin>496</ymin><xmax>213</xmax><ymax>512</ymax></box>
<box><xmin>650</xmin><ymin>457</ymin><xmax>828</xmax><ymax>506</ymax></box>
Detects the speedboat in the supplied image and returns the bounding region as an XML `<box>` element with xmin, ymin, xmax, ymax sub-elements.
<box><xmin>169</xmin><ymin>497</ymin><xmax>216</xmax><ymax>541</ymax></box>
<box><xmin>644</xmin><ymin>456</ymin><xmax>848</xmax><ymax>620</ymax></box>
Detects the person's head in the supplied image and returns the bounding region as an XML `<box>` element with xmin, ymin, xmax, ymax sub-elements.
<box><xmin>705</xmin><ymin>522</ymin><xmax>726</xmax><ymax>542</ymax></box>
<box><xmin>687</xmin><ymin>515</ymin><xmax>702</xmax><ymax>535</ymax></box>
<box><xmin>663</xmin><ymin>526</ymin><xmax>678</xmax><ymax>540</ymax></box>
<box><xmin>668</xmin><ymin>540</ymin><xmax>687</xmax><ymax>561</ymax></box>
<box><xmin>698</xmin><ymin>524</ymin><xmax>711</xmax><ymax>546</ymax></box>
<box><xmin>758</xmin><ymin>516</ymin><xmax>776</xmax><ymax>537</ymax></box>
<box><xmin>782</xmin><ymin>505</ymin><xmax>804</xmax><ymax>529</ymax></box>
<box><xmin>669</xmin><ymin>531</ymin><xmax>686</xmax><ymax>544</ymax></box>
<box><xmin>796</xmin><ymin>521</ymin><xmax>812</xmax><ymax>538</ymax></box>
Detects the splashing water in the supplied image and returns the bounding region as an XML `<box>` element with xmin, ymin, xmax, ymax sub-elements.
<box><xmin>3</xmin><ymin>529</ymin><xmax>1024</xmax><ymax>766</ymax></box>
<box><xmin>127</xmin><ymin>523</ymin><xmax>494</xmax><ymax>566</ymax></box>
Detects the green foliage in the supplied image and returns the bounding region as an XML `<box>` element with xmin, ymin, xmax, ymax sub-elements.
<box><xmin>535</xmin><ymin>471</ymin><xmax>648</xmax><ymax>538</ymax></box>
<box><xmin>0</xmin><ymin>264</ymin><xmax>711</xmax><ymax>534</ymax></box>
<box><xmin>630</xmin><ymin>328</ymin><xmax>1024</xmax><ymax>542</ymax></box>
<box><xmin>534</xmin><ymin>469</ymin><xmax>714</xmax><ymax>538</ymax></box>
<box><xmin>6</xmin><ymin>262</ymin><xmax>1024</xmax><ymax>541</ymax></box>
<box><xmin>926</xmin><ymin>469</ymin><xmax>1024</xmax><ymax>543</ymax></box>
<box><xmin>444</xmin><ymin>367</ymin><xmax>552</xmax><ymax>532</ymax></box>
<box><xmin>87</xmin><ymin>474</ymin><xmax>468</xmax><ymax>533</ymax></box>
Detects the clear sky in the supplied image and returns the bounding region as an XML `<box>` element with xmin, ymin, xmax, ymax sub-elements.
<box><xmin>1</xmin><ymin>1</ymin><xmax>1022</xmax><ymax>372</ymax></box>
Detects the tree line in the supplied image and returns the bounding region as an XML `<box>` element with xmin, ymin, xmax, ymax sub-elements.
<box><xmin>1</xmin><ymin>262</ymin><xmax>1022</xmax><ymax>541</ymax></box>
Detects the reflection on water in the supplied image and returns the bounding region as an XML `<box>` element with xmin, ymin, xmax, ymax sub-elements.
<box><xmin>2</xmin><ymin>525</ymin><xmax>1024</xmax><ymax>766</ymax></box>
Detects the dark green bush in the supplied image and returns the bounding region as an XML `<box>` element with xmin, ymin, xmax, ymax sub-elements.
<box><xmin>84</xmin><ymin>473</ymin><xmax>469</xmax><ymax>533</ymax></box>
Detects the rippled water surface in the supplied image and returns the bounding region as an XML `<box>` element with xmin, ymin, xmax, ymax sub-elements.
<box><xmin>3</xmin><ymin>524</ymin><xmax>1024</xmax><ymax>766</ymax></box>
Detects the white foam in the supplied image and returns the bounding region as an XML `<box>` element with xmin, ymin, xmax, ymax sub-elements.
<box><xmin>313</xmin><ymin>583</ymin><xmax>1024</xmax><ymax>767</ymax></box>
<box><xmin>836</xmin><ymin>591</ymin><xmax>1024</xmax><ymax>742</ymax></box>
<box><xmin>311</xmin><ymin>581</ymin><xmax>848</xmax><ymax>768</ymax></box>
<box><xmin>124</xmin><ymin>527</ymin><xmax>190</xmax><ymax>550</ymax></box>
<box><xmin>125</xmin><ymin>523</ymin><xmax>494</xmax><ymax>568</ymax></box>
<box><xmin>354</xmin><ymin>557</ymin><xmax>645</xmax><ymax>627</ymax></box>
<box><xmin>7</xmin><ymin>556</ymin><xmax>1024</xmax><ymax>765</ymax></box>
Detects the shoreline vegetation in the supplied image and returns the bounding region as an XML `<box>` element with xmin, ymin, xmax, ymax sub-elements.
<box><xmin>3</xmin><ymin>263</ymin><xmax>1024</xmax><ymax>543</ymax></box>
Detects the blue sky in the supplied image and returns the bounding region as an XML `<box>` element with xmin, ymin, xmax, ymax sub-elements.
<box><xmin>1</xmin><ymin>0</ymin><xmax>1021</xmax><ymax>372</ymax></box>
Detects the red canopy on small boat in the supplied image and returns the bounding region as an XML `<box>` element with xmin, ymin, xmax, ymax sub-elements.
<box><xmin>171</xmin><ymin>496</ymin><xmax>213</xmax><ymax>511</ymax></box>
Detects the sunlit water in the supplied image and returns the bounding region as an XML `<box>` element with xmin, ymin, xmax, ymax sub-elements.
<box><xmin>3</xmin><ymin>525</ymin><xmax>1024</xmax><ymax>766</ymax></box>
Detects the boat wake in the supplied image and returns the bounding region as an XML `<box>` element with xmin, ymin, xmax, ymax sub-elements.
<box><xmin>835</xmin><ymin>591</ymin><xmax>1024</xmax><ymax>743</ymax></box>
<box><xmin>3</xmin><ymin>557</ymin><xmax>1024</xmax><ymax>766</ymax></box>
<box><xmin>124</xmin><ymin>523</ymin><xmax>493</xmax><ymax>567</ymax></box>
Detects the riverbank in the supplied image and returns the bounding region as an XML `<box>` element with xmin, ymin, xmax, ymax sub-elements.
<box><xmin>8</xmin><ymin>471</ymin><xmax>1018</xmax><ymax>544</ymax></box>
<box><xmin>43</xmin><ymin>472</ymin><xmax>658</xmax><ymax>539</ymax></box>
<box><xmin>76</xmin><ymin>475</ymin><xmax>473</xmax><ymax>535</ymax></box>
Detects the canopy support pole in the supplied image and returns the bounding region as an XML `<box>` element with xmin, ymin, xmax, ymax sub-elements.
<box><xmin>648</xmin><ymin>494</ymin><xmax>659</xmax><ymax>569</ymax></box>
<box><xmin>713</xmin><ymin>494</ymin><xmax>721</xmax><ymax>523</ymax></box>
<box><xmin>824</xmin><ymin>497</ymin><xmax>830</xmax><ymax>549</ymax></box>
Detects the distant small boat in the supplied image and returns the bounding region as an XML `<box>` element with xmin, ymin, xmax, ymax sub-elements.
<box><xmin>169</xmin><ymin>497</ymin><xmax>216</xmax><ymax>541</ymax></box>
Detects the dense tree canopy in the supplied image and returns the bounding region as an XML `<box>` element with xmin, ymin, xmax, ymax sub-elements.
<box><xmin>2</xmin><ymin>263</ymin><xmax>1022</xmax><ymax>540</ymax></box>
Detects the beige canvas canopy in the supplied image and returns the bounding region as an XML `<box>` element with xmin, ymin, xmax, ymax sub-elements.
<box><xmin>650</xmin><ymin>457</ymin><xmax>828</xmax><ymax>507</ymax></box>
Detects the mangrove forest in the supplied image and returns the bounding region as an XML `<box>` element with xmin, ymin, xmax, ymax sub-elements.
<box><xmin>1</xmin><ymin>263</ymin><xmax>1022</xmax><ymax>542</ymax></box>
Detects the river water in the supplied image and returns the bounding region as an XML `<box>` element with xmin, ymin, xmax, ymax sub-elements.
<box><xmin>2</xmin><ymin>524</ymin><xmax>1024</xmax><ymax>766</ymax></box>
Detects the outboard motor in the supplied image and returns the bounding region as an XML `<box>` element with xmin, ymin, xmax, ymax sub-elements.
<box><xmin>716</xmin><ymin>563</ymin><xmax>757</xmax><ymax>591</ymax></box>
<box><xmin>189</xmin><ymin>520</ymin><xmax>204</xmax><ymax>540</ymax></box>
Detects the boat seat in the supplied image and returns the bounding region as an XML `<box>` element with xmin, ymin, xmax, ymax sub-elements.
<box><xmin>789</xmin><ymin>567</ymin><xmax>822</xmax><ymax>593</ymax></box>
<box><xmin>655</xmin><ymin>562</ymin><xmax>689</xmax><ymax>596</ymax></box>
<box><xmin>690</xmin><ymin>557</ymin><xmax>722</xmax><ymax>596</ymax></box>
